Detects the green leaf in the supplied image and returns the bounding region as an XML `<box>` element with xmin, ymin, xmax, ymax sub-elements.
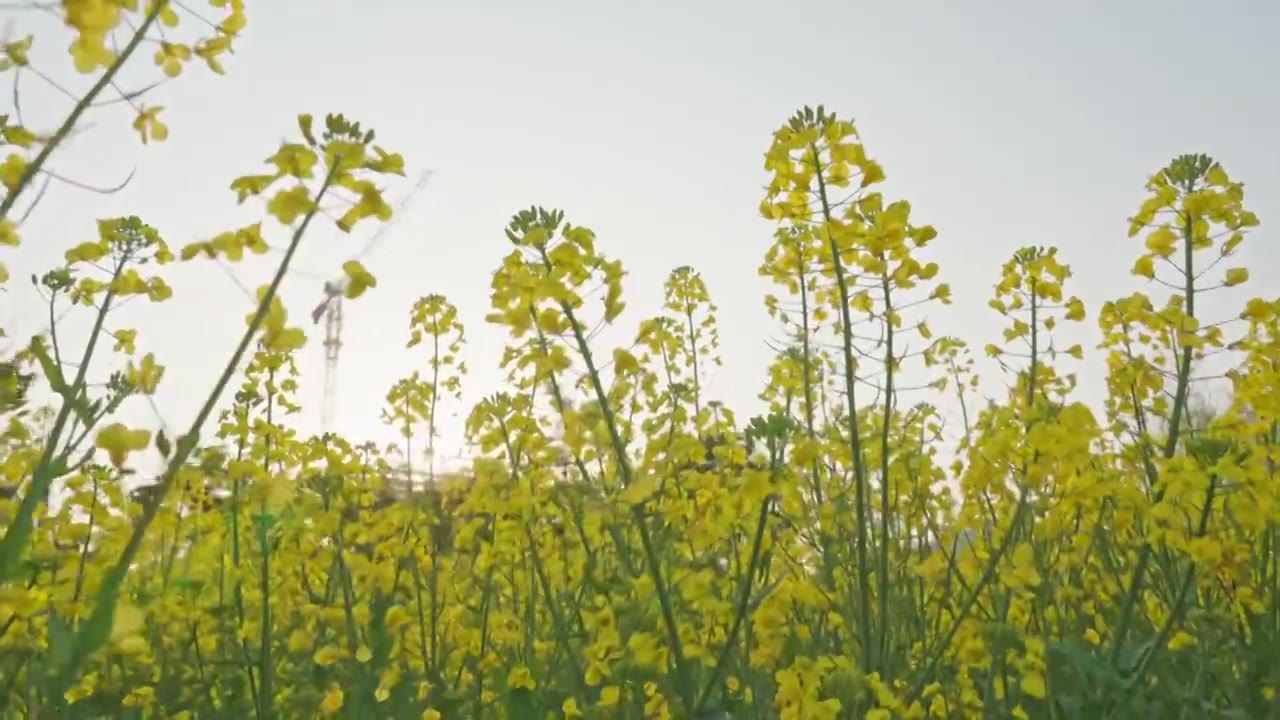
<box><xmin>29</xmin><ymin>336</ymin><xmax>66</xmax><ymax>395</ymax></box>
<box><xmin>504</xmin><ymin>687</ymin><xmax>540</xmax><ymax>720</ymax></box>
<box><xmin>1046</xmin><ymin>638</ymin><xmax>1124</xmax><ymax>699</ymax></box>
<box><xmin>46</xmin><ymin>454</ymin><xmax>70</xmax><ymax>480</ymax></box>
<box><xmin>70</xmin><ymin>396</ymin><xmax>101</xmax><ymax>428</ymax></box>
<box><xmin>55</xmin><ymin>590</ymin><xmax>118</xmax><ymax>695</ymax></box>
<box><xmin>173</xmin><ymin>576</ymin><xmax>205</xmax><ymax>595</ymax></box>
<box><xmin>48</xmin><ymin>611</ymin><xmax>74</xmax><ymax>670</ymax></box>
<box><xmin>1115</xmin><ymin>635</ymin><xmax>1157</xmax><ymax>680</ymax></box>
<box><xmin>155</xmin><ymin>429</ymin><xmax>172</xmax><ymax>458</ymax></box>
<box><xmin>429</xmin><ymin>685</ymin><xmax>469</xmax><ymax>718</ymax></box>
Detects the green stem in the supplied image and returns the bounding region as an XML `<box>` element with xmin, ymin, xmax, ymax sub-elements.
<box><xmin>877</xmin><ymin>274</ymin><xmax>895</xmax><ymax>671</ymax></box>
<box><xmin>683</xmin><ymin>305</ymin><xmax>702</xmax><ymax>419</ymax></box>
<box><xmin>0</xmin><ymin>2</ymin><xmax>167</xmax><ymax>221</ymax></box>
<box><xmin>51</xmin><ymin>163</ymin><xmax>340</xmax><ymax>695</ymax></box>
<box><xmin>907</xmin><ymin>282</ymin><xmax>1043</xmax><ymax>704</ymax></box>
<box><xmin>1111</xmin><ymin>209</ymin><xmax>1197</xmax><ymax>661</ymax></box>
<box><xmin>693</xmin><ymin>478</ymin><xmax>774</xmax><ymax>714</ymax></box>
<box><xmin>0</xmin><ymin>258</ymin><xmax>123</xmax><ymax>583</ymax></box>
<box><xmin>812</xmin><ymin>144</ymin><xmax>873</xmax><ymax>671</ymax></box>
<box><xmin>1119</xmin><ymin>475</ymin><xmax>1219</xmax><ymax>699</ymax></box>
<box><xmin>495</xmin><ymin>416</ymin><xmax>586</xmax><ymax>687</ymax></box>
<box><xmin>538</xmin><ymin>247</ymin><xmax>696</xmax><ymax>712</ymax></box>
<box><xmin>258</xmin><ymin>520</ymin><xmax>274</xmax><ymax>720</ymax></box>
<box><xmin>229</xmin><ymin>424</ymin><xmax>262</xmax><ymax>713</ymax></box>
<box><xmin>792</xmin><ymin>241</ymin><xmax>825</xmax><ymax>509</ymax></box>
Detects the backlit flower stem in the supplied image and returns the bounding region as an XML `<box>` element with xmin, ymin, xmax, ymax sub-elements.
<box><xmin>908</xmin><ymin>285</ymin><xmax>1042</xmax><ymax>704</ymax></box>
<box><xmin>812</xmin><ymin>145</ymin><xmax>875</xmax><ymax>673</ymax></box>
<box><xmin>257</xmin><ymin>514</ymin><xmax>275</xmax><ymax>720</ymax></box>
<box><xmin>0</xmin><ymin>1</ymin><xmax>167</xmax><ymax>222</ymax></box>
<box><xmin>682</xmin><ymin>305</ymin><xmax>702</xmax><ymax>418</ymax></box>
<box><xmin>541</xmin><ymin>250</ymin><xmax>696</xmax><ymax>713</ymax></box>
<box><xmin>794</xmin><ymin>257</ymin><xmax>826</xmax><ymax>509</ymax></box>
<box><xmin>1116</xmin><ymin>474</ymin><xmax>1219</xmax><ymax>712</ymax></box>
<box><xmin>530</xmin><ymin>319</ymin><xmax>607</xmax><ymax>588</ymax></box>
<box><xmin>0</xmin><ymin>257</ymin><xmax>123</xmax><ymax>584</ymax></box>
<box><xmin>51</xmin><ymin>162</ymin><xmax>341</xmax><ymax>697</ymax></box>
<box><xmin>692</xmin><ymin>447</ymin><xmax>779</xmax><ymax>715</ymax></box>
<box><xmin>495</xmin><ymin>416</ymin><xmax>586</xmax><ymax>689</ymax></box>
<box><xmin>228</xmin><ymin>413</ymin><xmax>262</xmax><ymax>712</ymax></box>
<box><xmin>877</xmin><ymin>274</ymin><xmax>896</xmax><ymax>670</ymax></box>
<box><xmin>254</xmin><ymin>371</ymin><xmax>279</xmax><ymax>720</ymax></box>
<box><xmin>1111</xmin><ymin>209</ymin><xmax>1197</xmax><ymax>663</ymax></box>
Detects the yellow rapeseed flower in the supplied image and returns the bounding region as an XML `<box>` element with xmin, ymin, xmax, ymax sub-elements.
<box><xmin>319</xmin><ymin>685</ymin><xmax>343</xmax><ymax>715</ymax></box>
<box><xmin>506</xmin><ymin>665</ymin><xmax>536</xmax><ymax>691</ymax></box>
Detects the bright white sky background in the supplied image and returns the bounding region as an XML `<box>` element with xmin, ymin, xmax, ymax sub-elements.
<box><xmin>3</xmin><ymin>1</ymin><xmax>1278</xmax><ymax>478</ymax></box>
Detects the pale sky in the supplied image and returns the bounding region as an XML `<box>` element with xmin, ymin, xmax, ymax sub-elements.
<box><xmin>5</xmin><ymin>1</ymin><xmax>1278</xmax><ymax>476</ymax></box>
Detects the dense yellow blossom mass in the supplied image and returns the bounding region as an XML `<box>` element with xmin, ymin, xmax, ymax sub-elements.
<box><xmin>0</xmin><ymin>4</ymin><xmax>1277</xmax><ymax>720</ymax></box>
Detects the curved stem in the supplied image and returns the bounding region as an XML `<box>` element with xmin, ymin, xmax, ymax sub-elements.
<box><xmin>812</xmin><ymin>143</ymin><xmax>873</xmax><ymax>671</ymax></box>
<box><xmin>693</xmin><ymin>474</ymin><xmax>774</xmax><ymax>714</ymax></box>
<box><xmin>1111</xmin><ymin>209</ymin><xmax>1197</xmax><ymax>661</ymax></box>
<box><xmin>53</xmin><ymin>164</ymin><xmax>341</xmax><ymax>695</ymax></box>
<box><xmin>0</xmin><ymin>2</ymin><xmax>167</xmax><ymax>221</ymax></box>
<box><xmin>0</xmin><ymin>257</ymin><xmax>124</xmax><ymax>583</ymax></box>
<box><xmin>538</xmin><ymin>248</ymin><xmax>695</xmax><ymax>713</ymax></box>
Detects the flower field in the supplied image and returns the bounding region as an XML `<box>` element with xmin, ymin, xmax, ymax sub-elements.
<box><xmin>1</xmin><ymin>3</ymin><xmax>1278</xmax><ymax>719</ymax></box>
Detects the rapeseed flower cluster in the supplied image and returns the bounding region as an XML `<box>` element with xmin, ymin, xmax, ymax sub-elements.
<box><xmin>1</xmin><ymin>8</ymin><xmax>1278</xmax><ymax>720</ymax></box>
